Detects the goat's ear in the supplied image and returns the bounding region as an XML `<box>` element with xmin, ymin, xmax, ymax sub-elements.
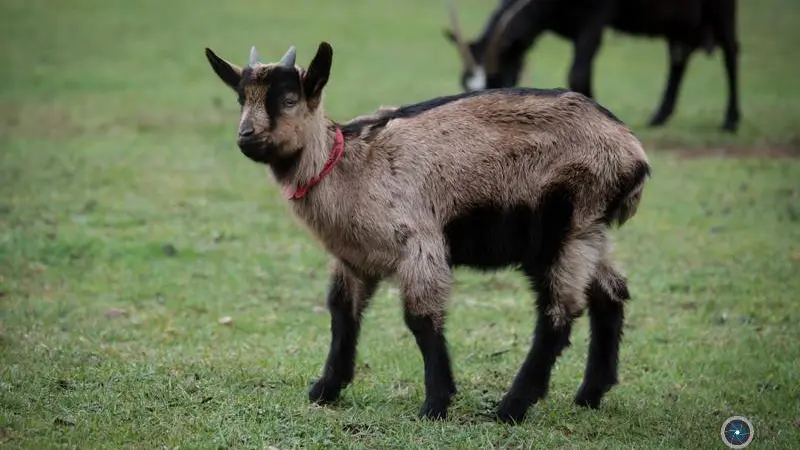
<box><xmin>205</xmin><ymin>48</ymin><xmax>243</xmax><ymax>91</ymax></box>
<box><xmin>302</xmin><ymin>42</ymin><xmax>333</xmax><ymax>109</ymax></box>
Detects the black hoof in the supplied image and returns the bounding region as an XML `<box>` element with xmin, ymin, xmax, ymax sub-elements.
<box><xmin>308</xmin><ymin>378</ymin><xmax>342</xmax><ymax>405</ymax></box>
<box><xmin>419</xmin><ymin>397</ymin><xmax>450</xmax><ymax>420</ymax></box>
<box><xmin>495</xmin><ymin>396</ymin><xmax>530</xmax><ymax>424</ymax></box>
<box><xmin>574</xmin><ymin>390</ymin><xmax>602</xmax><ymax>409</ymax></box>
<box><xmin>574</xmin><ymin>381</ymin><xmax>613</xmax><ymax>409</ymax></box>
<box><xmin>721</xmin><ymin>121</ymin><xmax>739</xmax><ymax>133</ymax></box>
<box><xmin>721</xmin><ymin>110</ymin><xmax>740</xmax><ymax>133</ymax></box>
<box><xmin>648</xmin><ymin>113</ymin><xmax>670</xmax><ymax>127</ymax></box>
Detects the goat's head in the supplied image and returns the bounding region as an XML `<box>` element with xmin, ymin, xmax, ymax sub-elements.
<box><xmin>204</xmin><ymin>42</ymin><xmax>333</xmax><ymax>165</ymax></box>
<box><xmin>443</xmin><ymin>0</ymin><xmax>532</xmax><ymax>92</ymax></box>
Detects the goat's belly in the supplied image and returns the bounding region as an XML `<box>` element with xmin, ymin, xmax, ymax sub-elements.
<box><xmin>443</xmin><ymin>203</ymin><xmax>542</xmax><ymax>270</ymax></box>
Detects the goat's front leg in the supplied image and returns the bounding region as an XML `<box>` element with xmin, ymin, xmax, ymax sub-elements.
<box><xmin>397</xmin><ymin>238</ymin><xmax>456</xmax><ymax>420</ymax></box>
<box><xmin>567</xmin><ymin>23</ymin><xmax>606</xmax><ymax>99</ymax></box>
<box><xmin>309</xmin><ymin>261</ymin><xmax>379</xmax><ymax>405</ymax></box>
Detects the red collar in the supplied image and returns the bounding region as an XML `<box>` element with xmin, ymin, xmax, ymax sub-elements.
<box><xmin>283</xmin><ymin>128</ymin><xmax>345</xmax><ymax>200</ymax></box>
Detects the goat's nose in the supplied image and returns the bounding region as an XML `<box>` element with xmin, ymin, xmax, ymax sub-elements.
<box><xmin>238</xmin><ymin>127</ymin><xmax>255</xmax><ymax>139</ymax></box>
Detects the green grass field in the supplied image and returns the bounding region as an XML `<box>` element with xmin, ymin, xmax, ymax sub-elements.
<box><xmin>1</xmin><ymin>0</ymin><xmax>799</xmax><ymax>448</ymax></box>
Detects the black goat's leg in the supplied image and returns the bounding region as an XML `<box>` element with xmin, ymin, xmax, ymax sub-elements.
<box><xmin>398</xmin><ymin>239</ymin><xmax>456</xmax><ymax>420</ymax></box>
<box><xmin>714</xmin><ymin>12</ymin><xmax>741</xmax><ymax>132</ymax></box>
<box><xmin>309</xmin><ymin>262</ymin><xmax>379</xmax><ymax>405</ymax></box>
<box><xmin>567</xmin><ymin>6</ymin><xmax>616</xmax><ymax>99</ymax></box>
<box><xmin>567</xmin><ymin>26</ymin><xmax>605</xmax><ymax>99</ymax></box>
<box><xmin>574</xmin><ymin>263</ymin><xmax>630</xmax><ymax>409</ymax></box>
<box><xmin>649</xmin><ymin>40</ymin><xmax>693</xmax><ymax>127</ymax></box>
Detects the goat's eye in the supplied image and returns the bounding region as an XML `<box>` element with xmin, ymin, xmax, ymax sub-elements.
<box><xmin>282</xmin><ymin>97</ymin><xmax>297</xmax><ymax>108</ymax></box>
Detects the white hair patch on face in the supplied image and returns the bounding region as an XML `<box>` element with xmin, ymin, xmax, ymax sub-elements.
<box><xmin>465</xmin><ymin>66</ymin><xmax>487</xmax><ymax>91</ymax></box>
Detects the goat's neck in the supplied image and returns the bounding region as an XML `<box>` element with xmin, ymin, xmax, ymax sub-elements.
<box><xmin>279</xmin><ymin>118</ymin><xmax>336</xmax><ymax>194</ymax></box>
<box><xmin>477</xmin><ymin>0</ymin><xmax>550</xmax><ymax>52</ymax></box>
<box><xmin>285</xmin><ymin>117</ymin><xmax>365</xmax><ymax>238</ymax></box>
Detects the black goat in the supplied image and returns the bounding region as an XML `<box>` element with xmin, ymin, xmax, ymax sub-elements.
<box><xmin>444</xmin><ymin>0</ymin><xmax>741</xmax><ymax>132</ymax></box>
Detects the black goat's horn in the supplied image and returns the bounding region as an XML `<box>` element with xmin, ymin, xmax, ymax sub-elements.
<box><xmin>444</xmin><ymin>0</ymin><xmax>477</xmax><ymax>71</ymax></box>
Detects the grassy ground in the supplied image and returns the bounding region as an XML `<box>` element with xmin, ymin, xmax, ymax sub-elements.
<box><xmin>1</xmin><ymin>0</ymin><xmax>799</xmax><ymax>448</ymax></box>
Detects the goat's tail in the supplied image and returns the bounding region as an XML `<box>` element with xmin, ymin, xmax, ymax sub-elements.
<box><xmin>605</xmin><ymin>160</ymin><xmax>651</xmax><ymax>228</ymax></box>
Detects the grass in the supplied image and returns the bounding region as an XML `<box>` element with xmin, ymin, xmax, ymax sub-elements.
<box><xmin>1</xmin><ymin>0</ymin><xmax>799</xmax><ymax>448</ymax></box>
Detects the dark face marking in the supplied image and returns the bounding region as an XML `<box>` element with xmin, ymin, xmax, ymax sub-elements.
<box><xmin>238</xmin><ymin>66</ymin><xmax>302</xmax><ymax>126</ymax></box>
<box><xmin>261</xmin><ymin>67</ymin><xmax>303</xmax><ymax>130</ymax></box>
<box><xmin>234</xmin><ymin>65</ymin><xmax>305</xmax><ymax>165</ymax></box>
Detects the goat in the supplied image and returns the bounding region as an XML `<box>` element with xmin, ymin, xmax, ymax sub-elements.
<box><xmin>204</xmin><ymin>41</ymin><xmax>651</xmax><ymax>423</ymax></box>
<box><xmin>443</xmin><ymin>0</ymin><xmax>741</xmax><ymax>132</ymax></box>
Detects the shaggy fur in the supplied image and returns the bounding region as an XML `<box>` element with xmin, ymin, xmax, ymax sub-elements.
<box><xmin>204</xmin><ymin>41</ymin><xmax>650</xmax><ymax>423</ymax></box>
<box><xmin>444</xmin><ymin>0</ymin><xmax>741</xmax><ymax>132</ymax></box>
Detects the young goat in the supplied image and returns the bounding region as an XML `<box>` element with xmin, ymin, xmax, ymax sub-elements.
<box><xmin>204</xmin><ymin>42</ymin><xmax>650</xmax><ymax>423</ymax></box>
<box><xmin>444</xmin><ymin>0</ymin><xmax>741</xmax><ymax>132</ymax></box>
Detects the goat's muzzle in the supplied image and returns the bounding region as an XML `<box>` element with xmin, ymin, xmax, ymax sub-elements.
<box><xmin>237</xmin><ymin>132</ymin><xmax>266</xmax><ymax>162</ymax></box>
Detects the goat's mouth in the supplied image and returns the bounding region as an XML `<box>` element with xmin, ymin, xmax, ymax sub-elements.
<box><xmin>237</xmin><ymin>139</ymin><xmax>272</xmax><ymax>164</ymax></box>
<box><xmin>236</xmin><ymin>139</ymin><xmax>295</xmax><ymax>166</ymax></box>
<box><xmin>462</xmin><ymin>66</ymin><xmax>487</xmax><ymax>92</ymax></box>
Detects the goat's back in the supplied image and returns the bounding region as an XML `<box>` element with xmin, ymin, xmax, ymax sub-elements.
<box><xmin>363</xmin><ymin>88</ymin><xmax>649</xmax><ymax>228</ymax></box>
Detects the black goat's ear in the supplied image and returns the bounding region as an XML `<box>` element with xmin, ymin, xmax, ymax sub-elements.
<box><xmin>205</xmin><ymin>48</ymin><xmax>243</xmax><ymax>91</ymax></box>
<box><xmin>302</xmin><ymin>42</ymin><xmax>333</xmax><ymax>109</ymax></box>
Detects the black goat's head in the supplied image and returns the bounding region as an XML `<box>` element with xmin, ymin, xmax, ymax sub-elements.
<box><xmin>204</xmin><ymin>43</ymin><xmax>333</xmax><ymax>165</ymax></box>
<box><xmin>443</xmin><ymin>0</ymin><xmax>532</xmax><ymax>92</ymax></box>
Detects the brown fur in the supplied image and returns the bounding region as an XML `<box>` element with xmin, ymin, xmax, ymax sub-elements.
<box><xmin>298</xmin><ymin>90</ymin><xmax>646</xmax><ymax>327</ymax></box>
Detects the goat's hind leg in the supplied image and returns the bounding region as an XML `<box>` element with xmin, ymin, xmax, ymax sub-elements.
<box><xmin>496</xmin><ymin>230</ymin><xmax>602</xmax><ymax>424</ymax></box>
<box><xmin>712</xmin><ymin>5</ymin><xmax>741</xmax><ymax>132</ymax></box>
<box><xmin>649</xmin><ymin>39</ymin><xmax>693</xmax><ymax>127</ymax></box>
<box><xmin>574</xmin><ymin>262</ymin><xmax>630</xmax><ymax>409</ymax></box>
<box><xmin>494</xmin><ymin>278</ymin><xmax>578</xmax><ymax>424</ymax></box>
<box><xmin>309</xmin><ymin>261</ymin><xmax>379</xmax><ymax>405</ymax></box>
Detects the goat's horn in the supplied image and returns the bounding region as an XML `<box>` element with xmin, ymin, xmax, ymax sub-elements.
<box><xmin>444</xmin><ymin>0</ymin><xmax>477</xmax><ymax>71</ymax></box>
<box><xmin>249</xmin><ymin>46</ymin><xmax>260</xmax><ymax>66</ymax></box>
<box><xmin>280</xmin><ymin>45</ymin><xmax>297</xmax><ymax>67</ymax></box>
<box><xmin>482</xmin><ymin>0</ymin><xmax>534</xmax><ymax>74</ymax></box>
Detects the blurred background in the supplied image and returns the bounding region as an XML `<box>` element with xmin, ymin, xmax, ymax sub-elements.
<box><xmin>1</xmin><ymin>0</ymin><xmax>798</xmax><ymax>448</ymax></box>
